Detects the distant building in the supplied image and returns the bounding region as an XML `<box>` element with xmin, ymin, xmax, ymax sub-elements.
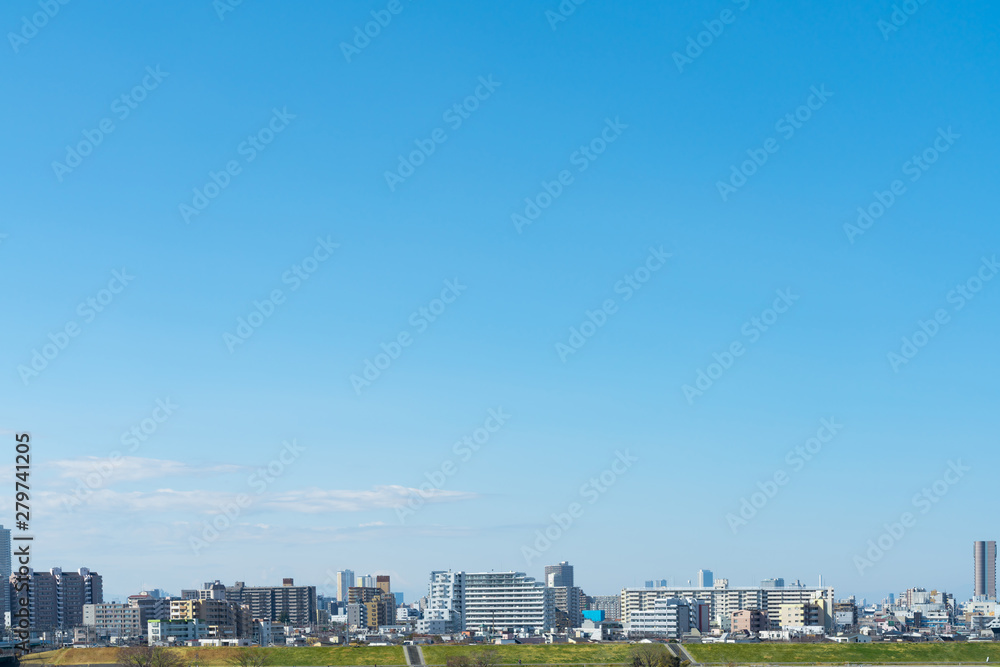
<box><xmin>621</xmin><ymin>582</ymin><xmax>833</xmax><ymax>630</ymax></box>
<box><xmin>349</xmin><ymin>581</ymin><xmax>395</xmax><ymax>630</ymax></box>
<box><xmin>148</xmin><ymin>618</ymin><xmax>208</xmax><ymax>644</ymax></box>
<box><xmin>731</xmin><ymin>608</ymin><xmax>766</xmax><ymax>634</ymax></box>
<box><xmin>0</xmin><ymin>526</ymin><xmax>9</xmax><ymax>627</ymax></box>
<box><xmin>626</xmin><ymin>597</ymin><xmax>708</xmax><ymax>638</ymax></box>
<box><xmin>128</xmin><ymin>593</ymin><xmax>173</xmax><ymax>632</ymax></box>
<box><xmin>760</xmin><ymin>578</ymin><xmax>785</xmax><ymax>588</ymax></box>
<box><xmin>975</xmin><ymin>541</ymin><xmax>996</xmax><ymax>599</ymax></box>
<box><xmin>170</xmin><ymin>598</ymin><xmax>252</xmax><ymax>638</ymax></box>
<box><xmin>545</xmin><ymin>562</ymin><xmax>574</xmax><ymax>588</ymax></box>
<box><xmin>225</xmin><ymin>579</ymin><xmax>316</xmax><ymax>626</ymax></box>
<box><xmin>8</xmin><ymin>567</ymin><xmax>102</xmax><ymax>632</ymax></box>
<box><xmin>83</xmin><ymin>603</ymin><xmax>143</xmax><ymax>639</ymax></box>
<box><xmin>697</xmin><ymin>570</ymin><xmax>713</xmax><ymax>588</ymax></box>
<box><xmin>335</xmin><ymin>570</ymin><xmax>354</xmax><ymax>603</ymax></box>
<box><xmin>418</xmin><ymin>570</ymin><xmax>553</xmax><ymax>633</ymax></box>
<box><xmin>591</xmin><ymin>595</ymin><xmax>621</xmax><ymax>621</ymax></box>
<box><xmin>582</xmin><ymin>609</ymin><xmax>605</xmax><ymax>623</ymax></box>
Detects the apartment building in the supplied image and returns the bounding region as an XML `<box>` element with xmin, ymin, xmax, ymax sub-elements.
<box><xmin>9</xmin><ymin>567</ymin><xmax>103</xmax><ymax>632</ymax></box>
<box><xmin>419</xmin><ymin>570</ymin><xmax>553</xmax><ymax>633</ymax></box>
<box><xmin>621</xmin><ymin>581</ymin><xmax>834</xmax><ymax>630</ymax></box>
<box><xmin>225</xmin><ymin>579</ymin><xmax>316</xmax><ymax>626</ymax></box>
<box><xmin>83</xmin><ymin>602</ymin><xmax>143</xmax><ymax>639</ymax></box>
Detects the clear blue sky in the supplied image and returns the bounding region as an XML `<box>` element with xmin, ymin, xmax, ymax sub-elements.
<box><xmin>1</xmin><ymin>0</ymin><xmax>998</xmax><ymax>605</ymax></box>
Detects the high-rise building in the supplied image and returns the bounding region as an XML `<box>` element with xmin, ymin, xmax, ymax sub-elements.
<box><xmin>545</xmin><ymin>562</ymin><xmax>574</xmax><ymax>588</ymax></box>
<box><xmin>418</xmin><ymin>571</ymin><xmax>553</xmax><ymax>633</ymax></box>
<box><xmin>9</xmin><ymin>567</ymin><xmax>103</xmax><ymax>632</ymax></box>
<box><xmin>349</xmin><ymin>581</ymin><xmax>395</xmax><ymax>630</ymax></box>
<box><xmin>336</xmin><ymin>570</ymin><xmax>354</xmax><ymax>603</ymax></box>
<box><xmin>225</xmin><ymin>579</ymin><xmax>316</xmax><ymax>626</ymax></box>
<box><xmin>0</xmin><ymin>526</ymin><xmax>10</xmax><ymax>626</ymax></box>
<box><xmin>591</xmin><ymin>595</ymin><xmax>621</xmax><ymax>621</ymax></box>
<box><xmin>697</xmin><ymin>569</ymin><xmax>713</xmax><ymax>588</ymax></box>
<box><xmin>975</xmin><ymin>541</ymin><xmax>996</xmax><ymax>599</ymax></box>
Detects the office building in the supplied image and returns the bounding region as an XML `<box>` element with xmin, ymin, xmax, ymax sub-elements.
<box><xmin>336</xmin><ymin>570</ymin><xmax>354</xmax><ymax>603</ymax></box>
<box><xmin>697</xmin><ymin>569</ymin><xmax>713</xmax><ymax>588</ymax></box>
<box><xmin>225</xmin><ymin>579</ymin><xmax>316</xmax><ymax>626</ymax></box>
<box><xmin>975</xmin><ymin>541</ymin><xmax>996</xmax><ymax>599</ymax></box>
<box><xmin>545</xmin><ymin>562</ymin><xmax>574</xmax><ymax>588</ymax></box>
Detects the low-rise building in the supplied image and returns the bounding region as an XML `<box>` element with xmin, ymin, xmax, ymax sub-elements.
<box><xmin>83</xmin><ymin>603</ymin><xmax>143</xmax><ymax>639</ymax></box>
<box><xmin>148</xmin><ymin>619</ymin><xmax>209</xmax><ymax>644</ymax></box>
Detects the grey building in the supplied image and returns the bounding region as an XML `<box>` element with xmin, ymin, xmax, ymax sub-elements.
<box><xmin>975</xmin><ymin>540</ymin><xmax>996</xmax><ymax>599</ymax></box>
<box><xmin>225</xmin><ymin>579</ymin><xmax>316</xmax><ymax>626</ymax></box>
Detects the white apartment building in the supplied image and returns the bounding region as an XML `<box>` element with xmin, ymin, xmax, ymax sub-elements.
<box><xmin>83</xmin><ymin>603</ymin><xmax>143</xmax><ymax>638</ymax></box>
<box><xmin>148</xmin><ymin>619</ymin><xmax>208</xmax><ymax>644</ymax></box>
<box><xmin>419</xmin><ymin>571</ymin><xmax>554</xmax><ymax>634</ymax></box>
<box><xmin>626</xmin><ymin>598</ymin><xmax>693</xmax><ymax>638</ymax></box>
<box><xmin>621</xmin><ymin>582</ymin><xmax>834</xmax><ymax>630</ymax></box>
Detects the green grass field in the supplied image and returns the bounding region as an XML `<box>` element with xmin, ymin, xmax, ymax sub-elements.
<box><xmin>685</xmin><ymin>642</ymin><xmax>1000</xmax><ymax>664</ymax></box>
<box><xmin>21</xmin><ymin>645</ymin><xmax>407</xmax><ymax>666</ymax></box>
<box><xmin>421</xmin><ymin>643</ymin><xmax>631</xmax><ymax>664</ymax></box>
<box><xmin>21</xmin><ymin>642</ymin><xmax>1000</xmax><ymax>667</ymax></box>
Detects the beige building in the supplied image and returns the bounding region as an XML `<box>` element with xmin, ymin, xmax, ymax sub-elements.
<box><xmin>731</xmin><ymin>608</ymin><xmax>767</xmax><ymax>633</ymax></box>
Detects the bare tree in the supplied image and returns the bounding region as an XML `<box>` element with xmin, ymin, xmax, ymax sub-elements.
<box><xmin>228</xmin><ymin>647</ymin><xmax>272</xmax><ymax>667</ymax></box>
<box><xmin>630</xmin><ymin>644</ymin><xmax>679</xmax><ymax>667</ymax></box>
<box><xmin>117</xmin><ymin>646</ymin><xmax>183</xmax><ymax>667</ymax></box>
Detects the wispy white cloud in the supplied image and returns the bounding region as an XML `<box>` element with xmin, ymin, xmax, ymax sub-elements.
<box><xmin>46</xmin><ymin>456</ymin><xmax>243</xmax><ymax>483</ymax></box>
<box><xmin>31</xmin><ymin>484</ymin><xmax>476</xmax><ymax>516</ymax></box>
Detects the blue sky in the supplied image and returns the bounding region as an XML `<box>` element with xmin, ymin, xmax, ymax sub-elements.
<box><xmin>1</xmin><ymin>0</ymin><xmax>998</xmax><ymax>605</ymax></box>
